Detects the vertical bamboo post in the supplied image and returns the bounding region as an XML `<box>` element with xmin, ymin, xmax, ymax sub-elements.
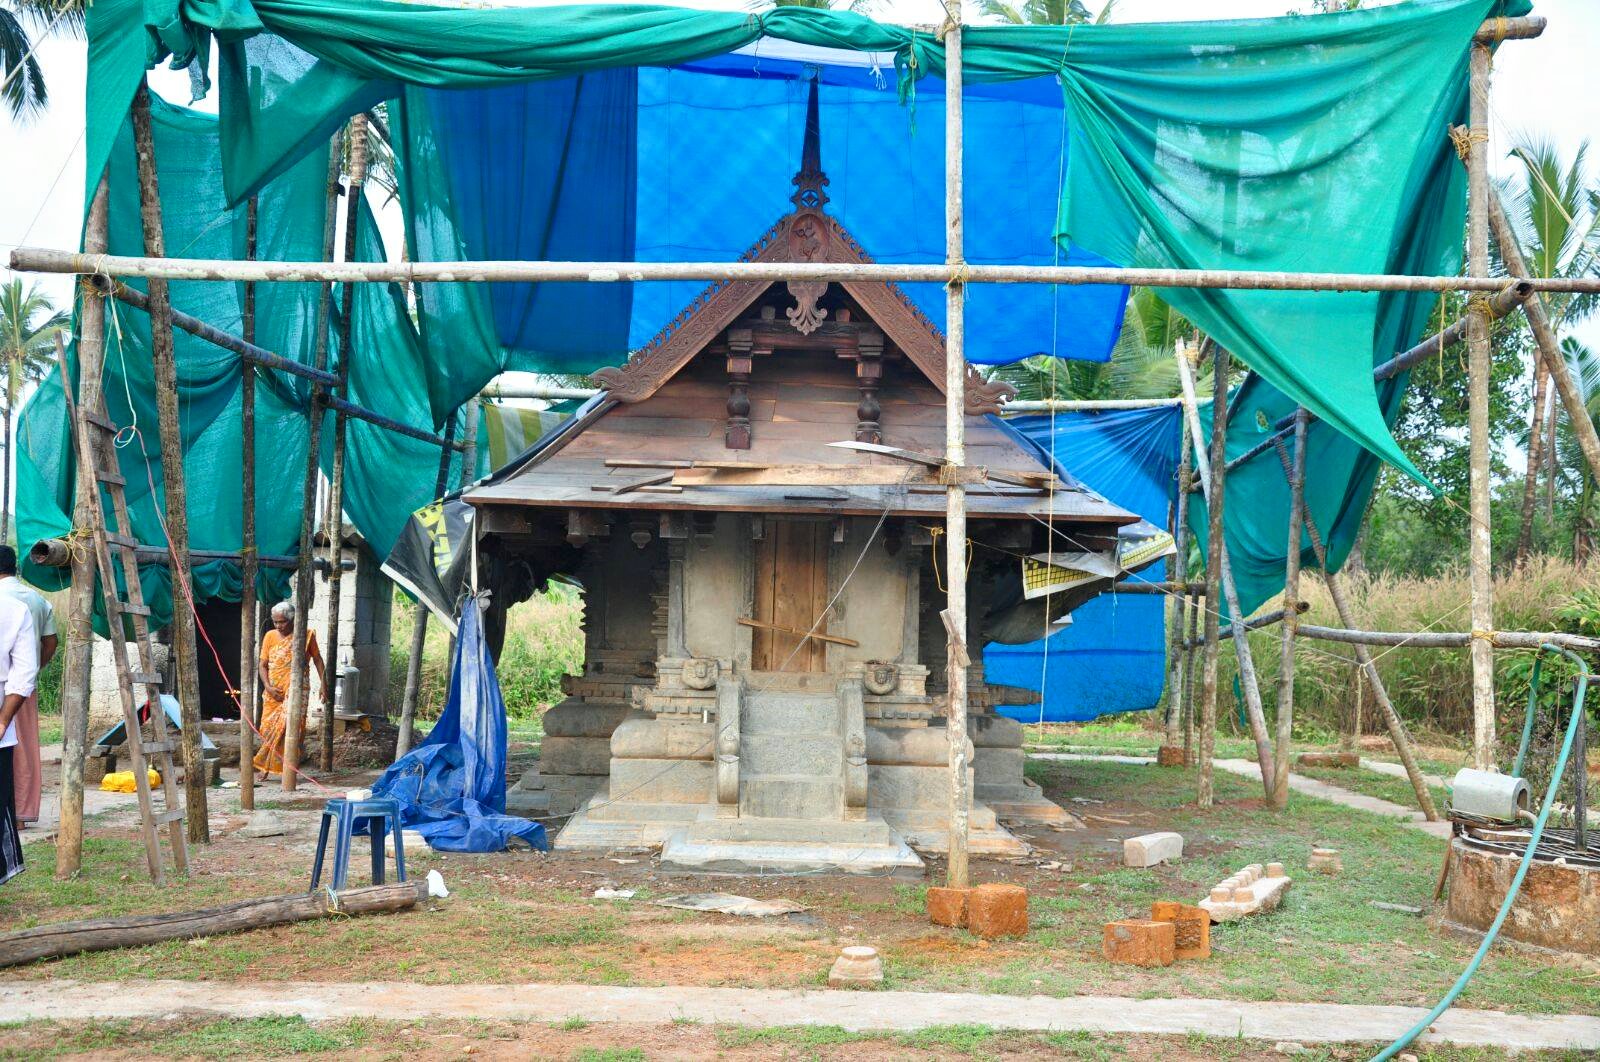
<box><xmin>131</xmin><ymin>82</ymin><xmax>209</xmax><ymax>843</ymax></box>
<box><xmin>54</xmin><ymin>178</ymin><xmax>109</xmax><ymax>877</ymax></box>
<box><xmin>1182</xmin><ymin>591</ymin><xmax>1198</xmax><ymax>764</ymax></box>
<box><xmin>283</xmin><ymin>135</ymin><xmax>342</xmax><ymax>791</ymax></box>
<box><xmin>460</xmin><ymin>397</ymin><xmax>479</xmax><ymax>486</ymax></box>
<box><xmin>1465</xmin><ymin>43</ymin><xmax>1495</xmax><ymax>770</ymax></box>
<box><xmin>1514</xmin><ymin>353</ymin><xmax>1548</xmax><ymax>568</ymax></box>
<box><xmin>1270</xmin><ymin>408</ymin><xmax>1309</xmax><ymax>809</ymax></box>
<box><xmin>321</xmin><ymin>114</ymin><xmax>369</xmax><ymax>773</ymax></box>
<box><xmin>1175</xmin><ymin>342</ymin><xmax>1275</xmax><ymax>800</ymax></box>
<box><xmin>942</xmin><ymin>0</ymin><xmax>971</xmax><ymax>890</ymax></box>
<box><xmin>395</xmin><ymin>424</ymin><xmax>457</xmax><ymax>759</ymax></box>
<box><xmin>1164</xmin><ymin>379</ymin><xmax>1193</xmax><ymax>754</ymax></box>
<box><xmin>238</xmin><ymin>196</ymin><xmax>259</xmax><ymax>810</ymax></box>
<box><xmin>1175</xmin><ymin>343</ymin><xmax>1223</xmax><ymax>805</ymax></box>
<box><xmin>1266</xmin><ymin>437</ymin><xmax>1440</xmax><ymax>819</ymax></box>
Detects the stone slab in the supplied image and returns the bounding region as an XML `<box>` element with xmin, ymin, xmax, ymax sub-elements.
<box><xmin>1103</xmin><ymin>919</ymin><xmax>1174</xmax><ymax>967</ymax></box>
<box><xmin>659</xmin><ymin>813</ymin><xmax>923</xmax><ymax>878</ymax></box>
<box><xmin>1124</xmin><ymin>832</ymin><xmax>1184</xmax><ymax>868</ymax></box>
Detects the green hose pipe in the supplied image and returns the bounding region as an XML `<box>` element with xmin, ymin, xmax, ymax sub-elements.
<box><xmin>1371</xmin><ymin>644</ymin><xmax>1589</xmax><ymax>1062</ymax></box>
<box><xmin>1512</xmin><ymin>653</ymin><xmax>1543</xmax><ymax>777</ymax></box>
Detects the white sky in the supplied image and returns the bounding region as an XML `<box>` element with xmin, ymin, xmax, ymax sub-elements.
<box><xmin>2</xmin><ymin>0</ymin><xmax>1597</xmax><ymax>390</ymax></box>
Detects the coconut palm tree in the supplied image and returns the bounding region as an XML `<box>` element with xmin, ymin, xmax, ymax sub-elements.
<box><xmin>0</xmin><ymin>0</ymin><xmax>84</xmax><ymax>121</ymax></box>
<box><xmin>1503</xmin><ymin>137</ymin><xmax>1600</xmax><ymax>566</ymax></box>
<box><xmin>985</xmin><ymin>287</ymin><xmax>1219</xmax><ymax>401</ymax></box>
<box><xmin>973</xmin><ymin>0</ymin><xmax>1112</xmax><ymax>27</ymax></box>
<box><xmin>0</xmin><ymin>278</ymin><xmax>66</xmax><ymax>543</ymax></box>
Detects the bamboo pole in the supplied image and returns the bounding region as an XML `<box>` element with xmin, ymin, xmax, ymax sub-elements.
<box><xmin>1175</xmin><ymin>342</ymin><xmax>1275</xmax><ymax>799</ymax></box>
<box><xmin>441</xmin><ymin>399</ymin><xmax>480</xmax><ymax>669</ymax></box>
<box><xmin>1295</xmin><ymin>626</ymin><xmax>1600</xmax><ymax>652</ymax></box>
<box><xmin>321</xmin><ymin>114</ymin><xmax>369</xmax><ymax>773</ymax></box>
<box><xmin>131</xmin><ymin>82</ymin><xmax>208</xmax><ymax>844</ymax></box>
<box><xmin>1264</xmin><ymin>438</ymin><xmax>1441</xmax><ymax>820</ymax></box>
<box><xmin>1270</xmin><ymin>409</ymin><xmax>1309</xmax><ymax>810</ymax></box>
<box><xmin>283</xmin><ymin>136</ymin><xmax>342</xmax><ymax>792</ymax></box>
<box><xmin>1465</xmin><ymin>44</ymin><xmax>1495</xmax><ymax>771</ymax></box>
<box><xmin>395</xmin><ymin>422</ymin><xmax>457</xmax><ymax>760</ymax></box>
<box><xmin>1515</xmin><ymin>359</ymin><xmax>1549</xmax><ymax>568</ymax></box>
<box><xmin>1179</xmin><ymin>604</ymin><xmax>1307</xmax><ymax>649</ymax></box>
<box><xmin>1177</xmin><ymin>343</ymin><xmax>1223</xmax><ymax>806</ymax></box>
<box><xmin>942</xmin><ymin>0</ymin><xmax>971</xmax><ymax>891</ymax></box>
<box><xmin>1182</xmin><ymin>592</ymin><xmax>1198</xmax><ymax>765</ymax></box>
<box><xmin>13</xmin><ymin>248</ymin><xmax>1600</xmax><ymax>296</ymax></box>
<box><xmin>54</xmin><ymin>173</ymin><xmax>107</xmax><ymax>877</ymax></box>
<box><xmin>239</xmin><ymin>195</ymin><xmax>259</xmax><ymax>810</ymax></box>
<box><xmin>1487</xmin><ymin>192</ymin><xmax>1600</xmax><ymax>498</ymax></box>
<box><xmin>1164</xmin><ymin>419</ymin><xmax>1193</xmax><ymax>752</ymax></box>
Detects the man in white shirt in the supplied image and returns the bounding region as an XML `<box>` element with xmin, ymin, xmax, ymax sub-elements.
<box><xmin>0</xmin><ymin>547</ymin><xmax>57</xmax><ymax>826</ymax></box>
<box><xmin>0</xmin><ymin>591</ymin><xmax>38</xmax><ymax>885</ymax></box>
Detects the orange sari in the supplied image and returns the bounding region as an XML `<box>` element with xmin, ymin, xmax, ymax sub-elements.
<box><xmin>252</xmin><ymin>628</ymin><xmax>320</xmax><ymax>777</ymax></box>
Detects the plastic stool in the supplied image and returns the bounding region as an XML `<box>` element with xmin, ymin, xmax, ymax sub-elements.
<box><xmin>310</xmin><ymin>797</ymin><xmax>406</xmax><ymax>891</ymax></box>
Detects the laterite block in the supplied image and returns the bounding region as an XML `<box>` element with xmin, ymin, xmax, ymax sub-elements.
<box><xmin>967</xmin><ymin>883</ymin><xmax>1028</xmax><ymax>939</ymax></box>
<box><xmin>927</xmin><ymin>886</ymin><xmax>972</xmax><ymax>928</ymax></box>
<box><xmin>1157</xmin><ymin>745</ymin><xmax>1186</xmax><ymax>768</ymax></box>
<box><xmin>1102</xmin><ymin>918</ymin><xmax>1175</xmax><ymax>967</ymax></box>
<box><xmin>1151</xmin><ymin>900</ymin><xmax>1211</xmax><ymax>960</ymax></box>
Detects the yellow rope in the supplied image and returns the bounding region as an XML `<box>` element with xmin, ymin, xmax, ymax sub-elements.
<box><xmin>946</xmin><ymin>262</ymin><xmax>970</xmax><ymax>291</ymax></box>
<box><xmin>1448</xmin><ymin>125</ymin><xmax>1488</xmax><ymax>162</ymax></box>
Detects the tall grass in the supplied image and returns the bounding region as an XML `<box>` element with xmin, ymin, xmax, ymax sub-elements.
<box><xmin>1216</xmin><ymin>557</ymin><xmax>1600</xmax><ymax>750</ymax></box>
<box><xmin>389</xmin><ymin>584</ymin><xmax>584</xmax><ymax>732</ymax></box>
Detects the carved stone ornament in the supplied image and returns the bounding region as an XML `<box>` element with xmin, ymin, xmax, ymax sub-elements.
<box><xmin>863</xmin><ymin>662</ymin><xmax>899</xmax><ymax>696</ymax></box>
<box><xmin>683</xmin><ymin>657</ymin><xmax>720</xmax><ymax>690</ymax></box>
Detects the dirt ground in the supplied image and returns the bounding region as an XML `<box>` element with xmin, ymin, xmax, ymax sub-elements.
<box><xmin>3</xmin><ymin>742</ymin><xmax>1594</xmax><ymax>1023</ymax></box>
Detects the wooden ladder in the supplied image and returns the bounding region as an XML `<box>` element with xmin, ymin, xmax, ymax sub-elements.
<box><xmin>60</xmin><ymin>342</ymin><xmax>188</xmax><ymax>885</ymax></box>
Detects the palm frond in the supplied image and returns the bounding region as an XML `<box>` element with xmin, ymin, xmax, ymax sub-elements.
<box><xmin>0</xmin><ymin>9</ymin><xmax>47</xmax><ymax>121</ymax></box>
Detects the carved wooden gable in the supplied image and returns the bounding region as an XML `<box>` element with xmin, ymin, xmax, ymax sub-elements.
<box><xmin>592</xmin><ymin>77</ymin><xmax>1013</xmax><ymax>444</ymax></box>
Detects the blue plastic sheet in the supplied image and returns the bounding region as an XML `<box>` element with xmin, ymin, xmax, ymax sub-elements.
<box><xmin>984</xmin><ymin>407</ymin><xmax>1182</xmax><ymax>722</ymax></box>
<box><xmin>370</xmin><ymin>595</ymin><xmax>548</xmax><ymax>852</ymax></box>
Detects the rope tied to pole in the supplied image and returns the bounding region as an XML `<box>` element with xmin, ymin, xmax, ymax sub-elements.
<box><xmin>1470</xmin><ymin>628</ymin><xmax>1496</xmax><ymax>643</ymax></box>
<box><xmin>1465</xmin><ymin>293</ymin><xmax>1498</xmax><ymax>321</ymax></box>
<box><xmin>1449</xmin><ymin>124</ymin><xmax>1488</xmax><ymax>162</ymax></box>
<box><xmin>945</xmin><ymin>262</ymin><xmax>970</xmax><ymax>291</ymax></box>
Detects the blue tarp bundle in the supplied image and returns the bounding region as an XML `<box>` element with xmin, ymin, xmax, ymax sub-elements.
<box><xmin>984</xmin><ymin>407</ymin><xmax>1182</xmax><ymax>723</ymax></box>
<box><xmin>370</xmin><ymin>595</ymin><xmax>548</xmax><ymax>852</ymax></box>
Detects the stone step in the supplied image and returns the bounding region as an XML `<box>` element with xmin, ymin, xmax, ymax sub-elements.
<box><xmin>740</xmin><ymin>776</ymin><xmax>841</xmax><ymax>819</ymax></box>
<box><xmin>740</xmin><ymin>733</ymin><xmax>842</xmax><ymax>776</ymax></box>
<box><xmin>742</xmin><ymin>694</ymin><xmax>838</xmax><ymax>733</ymax></box>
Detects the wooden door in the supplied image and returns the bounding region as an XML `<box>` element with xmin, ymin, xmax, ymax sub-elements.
<box><xmin>751</xmin><ymin>520</ymin><xmax>831</xmax><ymax>672</ymax></box>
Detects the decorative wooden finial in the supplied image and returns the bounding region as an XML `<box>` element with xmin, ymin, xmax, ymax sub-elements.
<box><xmin>790</xmin><ymin>74</ymin><xmax>829</xmax><ymax>213</ymax></box>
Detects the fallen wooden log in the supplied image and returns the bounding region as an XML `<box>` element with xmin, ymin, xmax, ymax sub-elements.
<box><xmin>0</xmin><ymin>880</ymin><xmax>427</xmax><ymax>969</ymax></box>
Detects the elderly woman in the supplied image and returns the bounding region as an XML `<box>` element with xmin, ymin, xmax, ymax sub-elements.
<box><xmin>253</xmin><ymin>601</ymin><xmax>328</xmax><ymax>777</ymax></box>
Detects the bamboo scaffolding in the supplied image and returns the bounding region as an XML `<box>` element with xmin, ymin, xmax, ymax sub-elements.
<box><xmin>283</xmin><ymin>136</ymin><xmax>342</xmax><ymax>793</ymax></box>
<box><xmin>14</xmin><ymin>248</ymin><xmax>1600</xmax><ymax>296</ymax></box>
<box><xmin>1179</xmin><ymin>603</ymin><xmax>1306</xmax><ymax>649</ymax></box>
<box><xmin>1465</xmin><ymin>44</ymin><xmax>1495</xmax><ymax>771</ymax></box>
<box><xmin>1270</xmin><ymin>409</ymin><xmax>1308</xmax><ymax>810</ymax></box>
<box><xmin>132</xmin><ymin>82</ymin><xmax>208</xmax><ymax>843</ymax></box>
<box><xmin>942</xmin><ymin>0</ymin><xmax>971</xmax><ymax>891</ymax></box>
<box><xmin>239</xmin><ymin>196</ymin><xmax>259</xmax><ymax>810</ymax></box>
<box><xmin>1164</xmin><ymin>422</ymin><xmax>1193</xmax><ymax>752</ymax></box>
<box><xmin>322</xmin><ymin>113</ymin><xmax>369</xmax><ymax>773</ymax></box>
<box><xmin>1180</xmin><ymin>342</ymin><xmax>1224</xmax><ymax>806</ymax></box>
<box><xmin>1296</xmin><ymin>626</ymin><xmax>1600</xmax><ymax>652</ymax></box>
<box><xmin>1176</xmin><ymin>342</ymin><xmax>1275</xmax><ymax>801</ymax></box>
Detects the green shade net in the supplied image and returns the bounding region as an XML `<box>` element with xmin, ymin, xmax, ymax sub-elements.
<box><xmin>17</xmin><ymin>92</ymin><xmax>466</xmax><ymax>628</ymax></box>
<box><xmin>53</xmin><ymin>0</ymin><xmax>1530</xmax><ymax>627</ymax></box>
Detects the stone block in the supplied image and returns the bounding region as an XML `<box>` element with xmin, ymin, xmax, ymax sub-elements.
<box><xmin>540</xmin><ymin>735</ymin><xmax>613</xmax><ymax>776</ymax></box>
<box><xmin>740</xmin><ymin>777</ymin><xmax>840</xmax><ymax>819</ymax></box>
<box><xmin>741</xmin><ymin>733</ymin><xmax>840</xmax><ymax>775</ymax></box>
<box><xmin>926</xmin><ymin>885</ymin><xmax>971</xmax><ymax>928</ymax></box>
<box><xmin>967</xmin><ymin>882</ymin><xmax>1028</xmax><ymax>939</ymax></box>
<box><xmin>827</xmin><ymin>945</ymin><xmax>884</xmax><ymax>988</ymax></box>
<box><xmin>1157</xmin><ymin>745</ymin><xmax>1186</xmax><ymax>768</ymax></box>
<box><xmin>1123</xmin><ymin>831</ymin><xmax>1184</xmax><ymax>868</ymax></box>
<box><xmin>1151</xmin><ymin>901</ymin><xmax>1211</xmax><ymax>960</ymax></box>
<box><xmin>1102</xmin><ymin>918</ymin><xmax>1175</xmax><ymax>967</ymax></box>
<box><xmin>971</xmin><ymin>714</ymin><xmax>1024</xmax><ymax>749</ymax></box>
<box><xmin>1308</xmin><ymin>848</ymin><xmax>1342</xmax><ymax>874</ymax></box>
<box><xmin>608</xmin><ymin>758</ymin><xmax>713</xmax><ymax>804</ymax></box>
<box><xmin>542</xmin><ymin>698</ymin><xmax>636</xmax><ymax>738</ymax></box>
<box><xmin>973</xmin><ymin>745</ymin><xmax>1026</xmax><ymax>783</ymax></box>
<box><xmin>866</xmin><ymin>724</ymin><xmax>949</xmax><ymax>767</ymax></box>
<box><xmin>870</xmin><ymin>763</ymin><xmax>971</xmax><ymax>812</ymax></box>
<box><xmin>611</xmin><ymin>719</ymin><xmax>714</xmax><ymax>761</ymax></box>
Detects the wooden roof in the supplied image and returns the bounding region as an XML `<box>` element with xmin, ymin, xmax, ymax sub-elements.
<box><xmin>467</xmin><ymin>352</ymin><xmax>1134</xmax><ymax>526</ymax></box>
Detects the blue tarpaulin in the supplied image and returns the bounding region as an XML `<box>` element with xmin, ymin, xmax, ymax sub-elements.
<box><xmin>984</xmin><ymin>407</ymin><xmax>1182</xmax><ymax>722</ymax></box>
<box><xmin>370</xmin><ymin>595</ymin><xmax>548</xmax><ymax>852</ymax></box>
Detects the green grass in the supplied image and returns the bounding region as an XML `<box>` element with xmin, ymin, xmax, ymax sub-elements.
<box><xmin>0</xmin><ymin>1017</ymin><xmax>372</xmax><ymax>1059</ymax></box>
<box><xmin>1296</xmin><ymin>761</ymin><xmax>1451</xmax><ymax>809</ymax></box>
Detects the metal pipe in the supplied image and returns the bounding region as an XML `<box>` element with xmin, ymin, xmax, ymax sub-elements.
<box><xmin>14</xmin><ymin>248</ymin><xmax>1600</xmax><ymax>296</ymax></box>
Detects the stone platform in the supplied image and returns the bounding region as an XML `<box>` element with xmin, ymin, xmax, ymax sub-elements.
<box><xmin>658</xmin><ymin>810</ymin><xmax>924</xmax><ymax>877</ymax></box>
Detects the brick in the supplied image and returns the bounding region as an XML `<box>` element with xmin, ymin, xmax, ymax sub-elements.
<box><xmin>1157</xmin><ymin>745</ymin><xmax>1186</xmax><ymax>767</ymax></box>
<box><xmin>1151</xmin><ymin>901</ymin><xmax>1211</xmax><ymax>960</ymax></box>
<box><xmin>1123</xmin><ymin>831</ymin><xmax>1184</xmax><ymax>868</ymax></box>
<box><xmin>1102</xmin><ymin>918</ymin><xmax>1175</xmax><ymax>967</ymax></box>
<box><xmin>927</xmin><ymin>886</ymin><xmax>971</xmax><ymax>928</ymax></box>
<box><xmin>1296</xmin><ymin>752</ymin><xmax>1359</xmax><ymax>768</ymax></box>
<box><xmin>967</xmin><ymin>883</ymin><xmax>1028</xmax><ymax>939</ymax></box>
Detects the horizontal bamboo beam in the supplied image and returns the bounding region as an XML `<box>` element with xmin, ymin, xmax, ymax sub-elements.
<box><xmin>1472</xmin><ymin>15</ymin><xmax>1544</xmax><ymax>42</ymax></box>
<box><xmin>481</xmin><ymin>383</ymin><xmax>598</xmax><ymax>402</ymax></box>
<box><xmin>15</xmin><ymin>248</ymin><xmax>1600</xmax><ymax>296</ymax></box>
<box><xmin>1003</xmin><ymin>397</ymin><xmax>1191</xmax><ymax>412</ymax></box>
<box><xmin>107</xmin><ymin>281</ymin><xmax>339</xmax><ymax>388</ymax></box>
<box><xmin>29</xmin><ymin>538</ymin><xmax>305</xmax><ymax>571</ymax></box>
<box><xmin>1109</xmin><ymin>580</ymin><xmax>1207</xmax><ymax>596</ymax></box>
<box><xmin>1296</xmin><ymin>625</ymin><xmax>1600</xmax><ymax>652</ymax></box>
<box><xmin>325</xmin><ymin>395</ymin><xmax>465</xmax><ymax>452</ymax></box>
<box><xmin>1181</xmin><ymin>601</ymin><xmax>1307</xmax><ymax>649</ymax></box>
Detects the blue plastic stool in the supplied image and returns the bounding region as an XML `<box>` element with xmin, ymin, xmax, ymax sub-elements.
<box><xmin>310</xmin><ymin>797</ymin><xmax>407</xmax><ymax>891</ymax></box>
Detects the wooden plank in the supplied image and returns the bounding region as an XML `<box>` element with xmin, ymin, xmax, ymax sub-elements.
<box><xmin>736</xmin><ymin>617</ymin><xmax>858</xmax><ymax>648</ymax></box>
<box><xmin>673</xmin><ymin>464</ymin><xmax>932</xmax><ymax>487</ymax></box>
<box><xmin>828</xmin><ymin>440</ymin><xmax>944</xmax><ymax>467</ymax></box>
